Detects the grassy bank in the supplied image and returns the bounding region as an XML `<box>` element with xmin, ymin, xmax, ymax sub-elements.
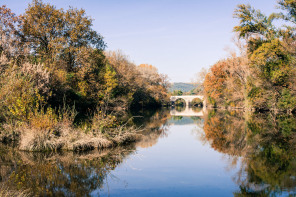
<box><xmin>0</xmin><ymin>108</ymin><xmax>142</xmax><ymax>152</ymax></box>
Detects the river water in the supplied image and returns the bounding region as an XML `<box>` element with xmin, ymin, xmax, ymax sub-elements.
<box><xmin>1</xmin><ymin>108</ymin><xmax>296</xmax><ymax>196</ymax></box>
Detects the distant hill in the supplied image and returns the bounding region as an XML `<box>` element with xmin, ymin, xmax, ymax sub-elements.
<box><xmin>169</xmin><ymin>82</ymin><xmax>197</xmax><ymax>93</ymax></box>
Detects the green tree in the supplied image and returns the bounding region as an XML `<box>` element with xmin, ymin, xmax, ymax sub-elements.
<box><xmin>172</xmin><ymin>90</ymin><xmax>183</xmax><ymax>96</ymax></box>
<box><xmin>232</xmin><ymin>2</ymin><xmax>296</xmax><ymax>111</ymax></box>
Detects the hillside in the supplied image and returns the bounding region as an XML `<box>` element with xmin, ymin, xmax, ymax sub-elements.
<box><xmin>169</xmin><ymin>82</ymin><xmax>197</xmax><ymax>93</ymax></box>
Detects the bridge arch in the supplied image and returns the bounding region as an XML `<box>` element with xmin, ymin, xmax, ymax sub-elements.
<box><xmin>174</xmin><ymin>98</ymin><xmax>186</xmax><ymax>106</ymax></box>
<box><xmin>191</xmin><ymin>97</ymin><xmax>204</xmax><ymax>107</ymax></box>
<box><xmin>170</xmin><ymin>95</ymin><xmax>205</xmax><ymax>107</ymax></box>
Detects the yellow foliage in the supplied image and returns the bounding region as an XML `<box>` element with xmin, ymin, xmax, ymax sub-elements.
<box><xmin>78</xmin><ymin>81</ymin><xmax>88</xmax><ymax>97</ymax></box>
<box><xmin>54</xmin><ymin>69</ymin><xmax>67</xmax><ymax>85</ymax></box>
<box><xmin>28</xmin><ymin>107</ymin><xmax>57</xmax><ymax>131</ymax></box>
<box><xmin>104</xmin><ymin>64</ymin><xmax>117</xmax><ymax>96</ymax></box>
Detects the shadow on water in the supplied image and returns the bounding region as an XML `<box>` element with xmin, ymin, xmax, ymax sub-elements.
<box><xmin>201</xmin><ymin>110</ymin><xmax>296</xmax><ymax>196</ymax></box>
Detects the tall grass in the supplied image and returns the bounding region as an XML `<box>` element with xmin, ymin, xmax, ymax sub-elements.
<box><xmin>11</xmin><ymin>105</ymin><xmax>141</xmax><ymax>152</ymax></box>
<box><xmin>0</xmin><ymin>184</ymin><xmax>30</xmax><ymax>197</ymax></box>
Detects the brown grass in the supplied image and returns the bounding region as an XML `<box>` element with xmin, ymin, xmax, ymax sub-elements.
<box><xmin>9</xmin><ymin>121</ymin><xmax>141</xmax><ymax>152</ymax></box>
<box><xmin>1</xmin><ymin>103</ymin><xmax>142</xmax><ymax>152</ymax></box>
<box><xmin>0</xmin><ymin>184</ymin><xmax>30</xmax><ymax>197</ymax></box>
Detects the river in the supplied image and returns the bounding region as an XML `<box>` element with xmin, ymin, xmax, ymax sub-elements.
<box><xmin>1</xmin><ymin>108</ymin><xmax>296</xmax><ymax>196</ymax></box>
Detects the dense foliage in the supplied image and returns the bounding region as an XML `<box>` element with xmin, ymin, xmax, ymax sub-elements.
<box><xmin>0</xmin><ymin>0</ymin><xmax>169</xmax><ymax>151</ymax></box>
<box><xmin>204</xmin><ymin>0</ymin><xmax>296</xmax><ymax>112</ymax></box>
<box><xmin>0</xmin><ymin>0</ymin><xmax>169</xmax><ymax>131</ymax></box>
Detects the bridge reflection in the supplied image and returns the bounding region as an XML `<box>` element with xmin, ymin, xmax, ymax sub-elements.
<box><xmin>170</xmin><ymin>105</ymin><xmax>205</xmax><ymax>117</ymax></box>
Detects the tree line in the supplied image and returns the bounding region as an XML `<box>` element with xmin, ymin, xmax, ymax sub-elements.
<box><xmin>0</xmin><ymin>0</ymin><xmax>169</xmax><ymax>126</ymax></box>
<box><xmin>0</xmin><ymin>0</ymin><xmax>169</xmax><ymax>150</ymax></box>
<box><xmin>204</xmin><ymin>0</ymin><xmax>296</xmax><ymax>113</ymax></box>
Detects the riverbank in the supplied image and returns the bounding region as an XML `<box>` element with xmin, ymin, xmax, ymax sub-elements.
<box><xmin>205</xmin><ymin>105</ymin><xmax>296</xmax><ymax>114</ymax></box>
<box><xmin>0</xmin><ymin>108</ymin><xmax>171</xmax><ymax>152</ymax></box>
<box><xmin>0</xmin><ymin>109</ymin><xmax>143</xmax><ymax>152</ymax></box>
<box><xmin>0</xmin><ymin>122</ymin><xmax>141</xmax><ymax>152</ymax></box>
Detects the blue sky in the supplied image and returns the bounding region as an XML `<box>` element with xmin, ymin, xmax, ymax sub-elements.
<box><xmin>2</xmin><ymin>0</ymin><xmax>278</xmax><ymax>82</ymax></box>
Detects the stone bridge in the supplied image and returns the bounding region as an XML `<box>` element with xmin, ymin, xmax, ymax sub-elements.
<box><xmin>170</xmin><ymin>95</ymin><xmax>205</xmax><ymax>107</ymax></box>
<box><xmin>170</xmin><ymin>95</ymin><xmax>206</xmax><ymax>117</ymax></box>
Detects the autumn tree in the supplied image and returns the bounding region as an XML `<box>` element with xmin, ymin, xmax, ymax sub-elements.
<box><xmin>104</xmin><ymin>51</ymin><xmax>169</xmax><ymax>110</ymax></box>
<box><xmin>204</xmin><ymin>1</ymin><xmax>296</xmax><ymax>112</ymax></box>
<box><xmin>191</xmin><ymin>68</ymin><xmax>208</xmax><ymax>95</ymax></box>
<box><xmin>0</xmin><ymin>5</ymin><xmax>27</xmax><ymax>60</ymax></box>
<box><xmin>233</xmin><ymin>3</ymin><xmax>296</xmax><ymax>111</ymax></box>
<box><xmin>20</xmin><ymin>0</ymin><xmax>105</xmax><ymax>71</ymax></box>
<box><xmin>137</xmin><ymin>64</ymin><xmax>169</xmax><ymax>104</ymax></box>
<box><xmin>0</xmin><ymin>0</ymin><xmax>169</xmax><ymax>129</ymax></box>
<box><xmin>204</xmin><ymin>61</ymin><xmax>227</xmax><ymax>107</ymax></box>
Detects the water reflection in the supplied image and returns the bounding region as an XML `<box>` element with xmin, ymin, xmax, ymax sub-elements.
<box><xmin>0</xmin><ymin>110</ymin><xmax>171</xmax><ymax>196</ymax></box>
<box><xmin>0</xmin><ymin>145</ymin><xmax>137</xmax><ymax>196</ymax></box>
<box><xmin>133</xmin><ymin>109</ymin><xmax>171</xmax><ymax>148</ymax></box>
<box><xmin>1</xmin><ymin>109</ymin><xmax>296</xmax><ymax>196</ymax></box>
<box><xmin>168</xmin><ymin>116</ymin><xmax>204</xmax><ymax>127</ymax></box>
<box><xmin>203</xmin><ymin>110</ymin><xmax>296</xmax><ymax>196</ymax></box>
<box><xmin>170</xmin><ymin>106</ymin><xmax>205</xmax><ymax>117</ymax></box>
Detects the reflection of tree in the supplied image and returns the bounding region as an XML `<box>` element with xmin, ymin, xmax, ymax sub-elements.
<box><xmin>203</xmin><ymin>110</ymin><xmax>296</xmax><ymax>196</ymax></box>
<box><xmin>135</xmin><ymin>109</ymin><xmax>171</xmax><ymax>148</ymax></box>
<box><xmin>203</xmin><ymin>110</ymin><xmax>247</xmax><ymax>156</ymax></box>
<box><xmin>172</xmin><ymin>116</ymin><xmax>183</xmax><ymax>120</ymax></box>
<box><xmin>0</xmin><ymin>146</ymin><xmax>135</xmax><ymax>196</ymax></box>
<box><xmin>0</xmin><ymin>109</ymin><xmax>171</xmax><ymax>196</ymax></box>
<box><xmin>172</xmin><ymin>105</ymin><xmax>186</xmax><ymax>112</ymax></box>
<box><xmin>192</xmin><ymin>106</ymin><xmax>203</xmax><ymax>113</ymax></box>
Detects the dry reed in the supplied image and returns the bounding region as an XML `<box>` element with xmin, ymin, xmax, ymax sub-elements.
<box><xmin>0</xmin><ymin>184</ymin><xmax>30</xmax><ymax>197</ymax></box>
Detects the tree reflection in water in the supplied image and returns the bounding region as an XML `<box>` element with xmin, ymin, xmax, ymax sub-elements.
<box><xmin>4</xmin><ymin>108</ymin><xmax>296</xmax><ymax>196</ymax></box>
<box><xmin>203</xmin><ymin>110</ymin><xmax>296</xmax><ymax>196</ymax></box>
<box><xmin>0</xmin><ymin>110</ymin><xmax>171</xmax><ymax>196</ymax></box>
<box><xmin>0</xmin><ymin>146</ymin><xmax>135</xmax><ymax>196</ymax></box>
